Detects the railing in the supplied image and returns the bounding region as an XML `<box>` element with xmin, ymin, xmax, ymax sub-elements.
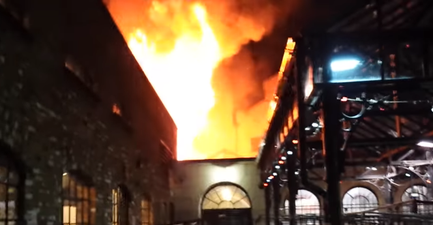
<box><xmin>278</xmin><ymin>201</ymin><xmax>433</xmax><ymax>225</ymax></box>
<box><xmin>345</xmin><ymin>200</ymin><xmax>433</xmax><ymax>215</ymax></box>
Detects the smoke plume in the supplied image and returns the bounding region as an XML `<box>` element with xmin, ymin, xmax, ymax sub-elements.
<box><xmin>104</xmin><ymin>0</ymin><xmax>297</xmax><ymax>159</ymax></box>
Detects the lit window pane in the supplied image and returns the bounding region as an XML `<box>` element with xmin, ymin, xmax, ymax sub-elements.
<box><xmin>342</xmin><ymin>187</ymin><xmax>378</xmax><ymax>213</ymax></box>
<box><xmin>202</xmin><ymin>184</ymin><xmax>251</xmax><ymax>209</ymax></box>
<box><xmin>285</xmin><ymin>189</ymin><xmax>321</xmax><ymax>216</ymax></box>
<box><xmin>63</xmin><ymin>206</ymin><xmax>77</xmax><ymax>223</ymax></box>
<box><xmin>401</xmin><ymin>185</ymin><xmax>430</xmax><ymax>214</ymax></box>
<box><xmin>62</xmin><ymin>173</ymin><xmax>96</xmax><ymax>225</ymax></box>
<box><xmin>83</xmin><ymin>201</ymin><xmax>89</xmax><ymax>223</ymax></box>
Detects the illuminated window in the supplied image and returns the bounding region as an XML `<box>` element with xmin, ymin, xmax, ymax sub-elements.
<box><xmin>141</xmin><ymin>198</ymin><xmax>153</xmax><ymax>225</ymax></box>
<box><xmin>402</xmin><ymin>185</ymin><xmax>428</xmax><ymax>201</ymax></box>
<box><xmin>62</xmin><ymin>173</ymin><xmax>96</xmax><ymax>225</ymax></box>
<box><xmin>0</xmin><ymin>157</ymin><xmax>20</xmax><ymax>224</ymax></box>
<box><xmin>112</xmin><ymin>188</ymin><xmax>119</xmax><ymax>225</ymax></box>
<box><xmin>284</xmin><ymin>189</ymin><xmax>321</xmax><ymax>215</ymax></box>
<box><xmin>401</xmin><ymin>185</ymin><xmax>430</xmax><ymax>214</ymax></box>
<box><xmin>202</xmin><ymin>184</ymin><xmax>251</xmax><ymax>209</ymax></box>
<box><xmin>112</xmin><ymin>186</ymin><xmax>129</xmax><ymax>225</ymax></box>
<box><xmin>342</xmin><ymin>187</ymin><xmax>379</xmax><ymax>213</ymax></box>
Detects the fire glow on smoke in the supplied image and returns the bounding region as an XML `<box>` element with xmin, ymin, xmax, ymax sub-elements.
<box><xmin>105</xmin><ymin>0</ymin><xmax>290</xmax><ymax>160</ymax></box>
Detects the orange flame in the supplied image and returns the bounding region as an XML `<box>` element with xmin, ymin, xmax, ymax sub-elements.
<box><xmin>127</xmin><ymin>3</ymin><xmax>221</xmax><ymax>160</ymax></box>
<box><xmin>105</xmin><ymin>0</ymin><xmax>290</xmax><ymax>160</ymax></box>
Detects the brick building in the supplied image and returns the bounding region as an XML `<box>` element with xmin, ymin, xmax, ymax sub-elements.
<box><xmin>0</xmin><ymin>0</ymin><xmax>176</xmax><ymax>224</ymax></box>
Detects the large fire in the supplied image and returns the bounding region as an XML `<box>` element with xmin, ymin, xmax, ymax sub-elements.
<box><xmin>128</xmin><ymin>3</ymin><xmax>220</xmax><ymax>160</ymax></box>
<box><xmin>106</xmin><ymin>0</ymin><xmax>288</xmax><ymax>160</ymax></box>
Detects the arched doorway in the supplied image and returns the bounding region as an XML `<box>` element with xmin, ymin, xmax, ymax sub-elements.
<box><xmin>201</xmin><ymin>183</ymin><xmax>252</xmax><ymax>225</ymax></box>
<box><xmin>342</xmin><ymin>187</ymin><xmax>379</xmax><ymax>213</ymax></box>
<box><xmin>284</xmin><ymin>189</ymin><xmax>321</xmax><ymax>215</ymax></box>
<box><xmin>401</xmin><ymin>185</ymin><xmax>430</xmax><ymax>214</ymax></box>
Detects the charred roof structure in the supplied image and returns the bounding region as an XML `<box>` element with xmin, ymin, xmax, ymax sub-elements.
<box><xmin>257</xmin><ymin>0</ymin><xmax>433</xmax><ymax>224</ymax></box>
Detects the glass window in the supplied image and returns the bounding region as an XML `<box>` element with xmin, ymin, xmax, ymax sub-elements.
<box><xmin>112</xmin><ymin>189</ymin><xmax>119</xmax><ymax>225</ymax></box>
<box><xmin>0</xmin><ymin>159</ymin><xmax>20</xmax><ymax>225</ymax></box>
<box><xmin>141</xmin><ymin>198</ymin><xmax>153</xmax><ymax>225</ymax></box>
<box><xmin>284</xmin><ymin>189</ymin><xmax>321</xmax><ymax>216</ymax></box>
<box><xmin>342</xmin><ymin>187</ymin><xmax>379</xmax><ymax>213</ymax></box>
<box><xmin>112</xmin><ymin>187</ymin><xmax>129</xmax><ymax>225</ymax></box>
<box><xmin>62</xmin><ymin>173</ymin><xmax>96</xmax><ymax>225</ymax></box>
<box><xmin>202</xmin><ymin>184</ymin><xmax>251</xmax><ymax>209</ymax></box>
<box><xmin>401</xmin><ymin>185</ymin><xmax>430</xmax><ymax>214</ymax></box>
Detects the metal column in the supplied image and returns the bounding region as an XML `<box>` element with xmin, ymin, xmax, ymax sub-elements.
<box><xmin>286</xmin><ymin>147</ymin><xmax>297</xmax><ymax>225</ymax></box>
<box><xmin>265</xmin><ymin>186</ymin><xmax>271</xmax><ymax>225</ymax></box>
<box><xmin>322</xmin><ymin>85</ymin><xmax>342</xmax><ymax>225</ymax></box>
<box><xmin>272</xmin><ymin>178</ymin><xmax>281</xmax><ymax>225</ymax></box>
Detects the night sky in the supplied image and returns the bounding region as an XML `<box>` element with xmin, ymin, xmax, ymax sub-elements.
<box><xmin>254</xmin><ymin>0</ymin><xmax>370</xmax><ymax>78</ymax></box>
<box><xmin>216</xmin><ymin>0</ymin><xmax>369</xmax><ymax>108</ymax></box>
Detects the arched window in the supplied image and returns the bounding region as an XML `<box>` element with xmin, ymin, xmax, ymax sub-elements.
<box><xmin>141</xmin><ymin>197</ymin><xmax>153</xmax><ymax>225</ymax></box>
<box><xmin>284</xmin><ymin>189</ymin><xmax>321</xmax><ymax>215</ymax></box>
<box><xmin>401</xmin><ymin>185</ymin><xmax>430</xmax><ymax>214</ymax></box>
<box><xmin>342</xmin><ymin>187</ymin><xmax>379</xmax><ymax>213</ymax></box>
<box><xmin>402</xmin><ymin>185</ymin><xmax>428</xmax><ymax>201</ymax></box>
<box><xmin>112</xmin><ymin>186</ymin><xmax>130</xmax><ymax>225</ymax></box>
<box><xmin>201</xmin><ymin>184</ymin><xmax>251</xmax><ymax>209</ymax></box>
<box><xmin>62</xmin><ymin>172</ymin><xmax>96</xmax><ymax>225</ymax></box>
<box><xmin>0</xmin><ymin>157</ymin><xmax>20</xmax><ymax>224</ymax></box>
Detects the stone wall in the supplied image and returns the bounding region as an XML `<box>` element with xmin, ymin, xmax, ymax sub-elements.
<box><xmin>0</xmin><ymin>1</ymin><xmax>176</xmax><ymax>224</ymax></box>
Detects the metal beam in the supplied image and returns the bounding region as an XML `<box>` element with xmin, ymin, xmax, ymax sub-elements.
<box><xmin>316</xmin><ymin>78</ymin><xmax>433</xmax><ymax>93</ymax></box>
<box><xmin>310</xmin><ymin>160</ymin><xmax>387</xmax><ymax>168</ymax></box>
<box><xmin>362</xmin><ymin>106</ymin><xmax>433</xmax><ymax>117</ymax></box>
<box><xmin>304</xmin><ymin>28</ymin><xmax>433</xmax><ymax>44</ymax></box>
<box><xmin>377</xmin><ymin>130</ymin><xmax>433</xmax><ymax>161</ymax></box>
<box><xmin>307</xmin><ymin>136</ymin><xmax>425</xmax><ymax>148</ymax></box>
<box><xmin>322</xmin><ymin>85</ymin><xmax>342</xmax><ymax>225</ymax></box>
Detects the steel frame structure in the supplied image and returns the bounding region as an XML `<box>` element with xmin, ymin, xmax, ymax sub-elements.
<box><xmin>256</xmin><ymin>3</ymin><xmax>433</xmax><ymax>224</ymax></box>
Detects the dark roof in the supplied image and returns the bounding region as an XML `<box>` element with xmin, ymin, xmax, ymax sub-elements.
<box><xmin>329</xmin><ymin>0</ymin><xmax>433</xmax><ymax>32</ymax></box>
<box><xmin>323</xmin><ymin>0</ymin><xmax>433</xmax><ymax>161</ymax></box>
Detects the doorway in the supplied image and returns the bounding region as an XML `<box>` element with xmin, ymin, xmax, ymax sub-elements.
<box><xmin>201</xmin><ymin>183</ymin><xmax>252</xmax><ymax>225</ymax></box>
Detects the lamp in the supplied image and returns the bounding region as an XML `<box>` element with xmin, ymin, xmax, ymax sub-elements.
<box><xmin>330</xmin><ymin>58</ymin><xmax>361</xmax><ymax>72</ymax></box>
<box><xmin>417</xmin><ymin>140</ymin><xmax>433</xmax><ymax>148</ymax></box>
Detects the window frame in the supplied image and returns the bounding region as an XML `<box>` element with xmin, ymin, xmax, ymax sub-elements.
<box><xmin>201</xmin><ymin>184</ymin><xmax>252</xmax><ymax>210</ymax></box>
<box><xmin>0</xmin><ymin>156</ymin><xmax>21</xmax><ymax>224</ymax></box>
<box><xmin>112</xmin><ymin>186</ymin><xmax>130</xmax><ymax>225</ymax></box>
<box><xmin>141</xmin><ymin>197</ymin><xmax>153</xmax><ymax>225</ymax></box>
<box><xmin>284</xmin><ymin>189</ymin><xmax>321</xmax><ymax>216</ymax></box>
<box><xmin>62</xmin><ymin>172</ymin><xmax>96</xmax><ymax>225</ymax></box>
<box><xmin>342</xmin><ymin>186</ymin><xmax>379</xmax><ymax>213</ymax></box>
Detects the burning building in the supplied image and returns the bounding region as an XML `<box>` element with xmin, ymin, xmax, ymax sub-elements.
<box><xmin>165</xmin><ymin>1</ymin><xmax>433</xmax><ymax>225</ymax></box>
<box><xmin>105</xmin><ymin>0</ymin><xmax>295</xmax><ymax>161</ymax></box>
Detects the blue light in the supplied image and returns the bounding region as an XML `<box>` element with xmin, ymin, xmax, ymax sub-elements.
<box><xmin>330</xmin><ymin>59</ymin><xmax>360</xmax><ymax>72</ymax></box>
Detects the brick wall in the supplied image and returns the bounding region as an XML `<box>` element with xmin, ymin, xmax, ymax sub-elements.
<box><xmin>0</xmin><ymin>0</ymin><xmax>176</xmax><ymax>224</ymax></box>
